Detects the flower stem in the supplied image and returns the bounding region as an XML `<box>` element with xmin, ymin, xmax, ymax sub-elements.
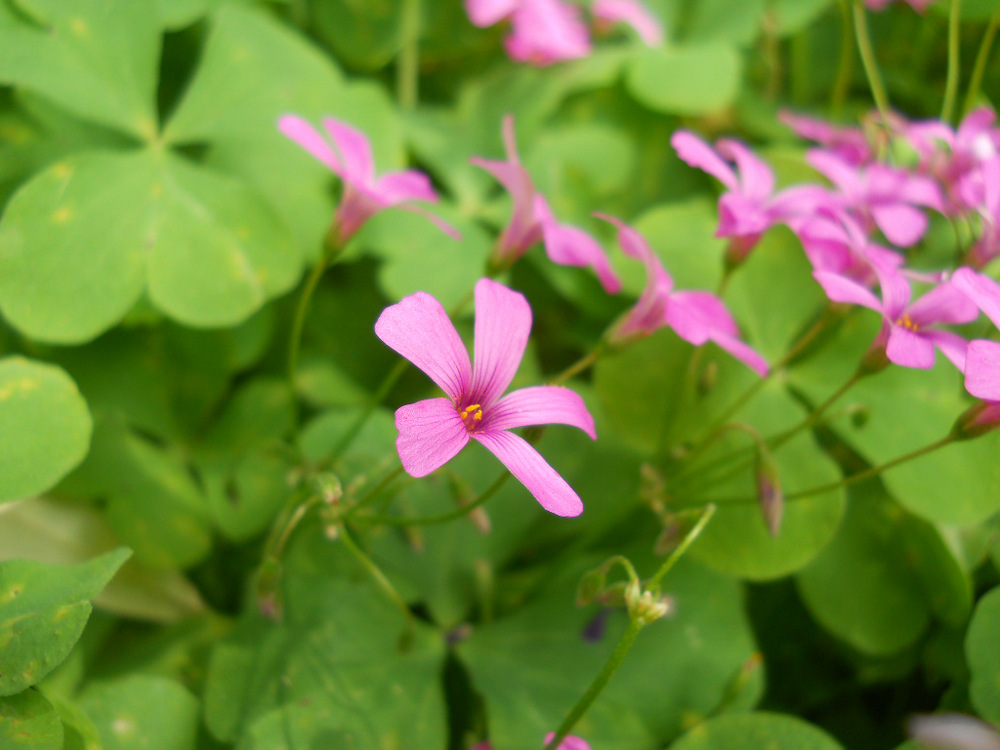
<box><xmin>963</xmin><ymin>4</ymin><xmax>1000</xmax><ymax>115</ymax></box>
<box><xmin>288</xmin><ymin>253</ymin><xmax>333</xmax><ymax>393</ymax></box>
<box><xmin>544</xmin><ymin>504</ymin><xmax>715</xmax><ymax>749</ymax></box>
<box><xmin>831</xmin><ymin>0</ymin><xmax>855</xmax><ymax>116</ymax></box>
<box><xmin>344</xmin><ymin>465</ymin><xmax>409</xmax><ymax>520</ymax></box>
<box><xmin>361</xmin><ymin>471</ymin><xmax>511</xmax><ymax>526</ymax></box>
<box><xmin>338</xmin><ymin>523</ymin><xmax>417</xmax><ymax>650</ymax></box>
<box><xmin>783</xmin><ymin>434</ymin><xmax>955</xmax><ymax>501</ymax></box>
<box><xmin>942</xmin><ymin>0</ymin><xmax>964</xmax><ymax>124</ymax></box>
<box><xmin>397</xmin><ymin>0</ymin><xmax>421</xmax><ymax>110</ymax></box>
<box><xmin>852</xmin><ymin>0</ymin><xmax>893</xmax><ymax>125</ymax></box>
<box><xmin>768</xmin><ymin>370</ymin><xmax>864</xmax><ymax>451</ymax></box>
<box><xmin>552</xmin><ymin>346</ymin><xmax>605</xmax><ymax>385</ymax></box>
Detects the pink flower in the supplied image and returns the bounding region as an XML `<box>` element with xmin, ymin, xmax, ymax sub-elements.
<box><xmin>779</xmin><ymin>110</ymin><xmax>872</xmax><ymax>166</ymax></box>
<box><xmin>967</xmin><ymin>157</ymin><xmax>1000</xmax><ymax>268</ymax></box>
<box><xmin>806</xmin><ymin>149</ymin><xmax>944</xmax><ymax>247</ymax></box>
<box><xmin>278</xmin><ymin>115</ymin><xmax>457</xmax><ymax>246</ymax></box>
<box><xmin>374</xmin><ymin>278</ymin><xmax>596</xmax><ymax>517</ymax></box>
<box><xmin>471</xmin><ymin>736</ymin><xmax>591</xmax><ymax>750</ymax></box>
<box><xmin>466</xmin><ymin>0</ymin><xmax>592</xmax><ymax>65</ymax></box>
<box><xmin>813</xmin><ymin>264</ymin><xmax>978</xmax><ymax>370</ymax></box>
<box><xmin>598</xmin><ymin>214</ymin><xmax>769</xmax><ymax>376</ymax></box>
<box><xmin>671</xmin><ymin>131</ymin><xmax>828</xmax><ymax>265</ymax></box>
<box><xmin>951</xmin><ymin>267</ymin><xmax>1000</xmax><ymax>401</ymax></box>
<box><xmin>471</xmin><ymin>116</ymin><xmax>621</xmax><ymax>293</ymax></box>
<box><xmin>592</xmin><ymin>0</ymin><xmax>663</xmax><ymax>46</ymax></box>
<box><xmin>790</xmin><ymin>208</ymin><xmax>905</xmax><ymax>287</ymax></box>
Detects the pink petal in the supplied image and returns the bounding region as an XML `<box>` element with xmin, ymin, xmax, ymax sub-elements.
<box><xmin>717</xmin><ymin>193</ymin><xmax>772</xmax><ymax>238</ymax></box>
<box><xmin>485</xmin><ymin>385</ymin><xmax>596</xmax><ymax>437</ymax></box>
<box><xmin>666</xmin><ymin>290</ymin><xmax>737</xmax><ymax>344</ymax></box>
<box><xmin>504</xmin><ymin>0</ymin><xmax>592</xmax><ymax>65</ymax></box>
<box><xmin>375</xmin><ymin>291</ymin><xmax>472</xmax><ymax>401</ymax></box>
<box><xmin>872</xmin><ymin>260</ymin><xmax>912</xmax><ymax>319</ymax></box>
<box><xmin>966</xmin><ymin>340</ymin><xmax>1000</xmax><ymax>400</ymax></box>
<box><xmin>717</xmin><ymin>139</ymin><xmax>775</xmax><ymax>201</ymax></box>
<box><xmin>466</xmin><ymin>0</ymin><xmax>521</xmax><ymax>26</ymax></box>
<box><xmin>670</xmin><ymin>132</ymin><xmax>739</xmax><ymax>190</ymax></box>
<box><xmin>899</xmin><ymin>174</ymin><xmax>945</xmax><ymax>211</ymax></box>
<box><xmin>399</xmin><ymin>203</ymin><xmax>463</xmax><ymax>241</ymax></box>
<box><xmin>886</xmin><ymin>325</ymin><xmax>936</xmax><ymax>369</ymax></box>
<box><xmin>952</xmin><ymin>266</ymin><xmax>1000</xmax><ymax>329</ymax></box>
<box><xmin>812</xmin><ymin>271</ymin><xmax>884</xmax><ymax>311</ymax></box>
<box><xmin>538</xmin><ymin>207</ymin><xmax>622</xmax><ymax>293</ymax></box>
<box><xmin>543</xmin><ymin>734</ymin><xmax>592</xmax><ymax>750</ymax></box>
<box><xmin>711</xmin><ymin>332</ymin><xmax>770</xmax><ymax>376</ymax></box>
<box><xmin>395</xmin><ymin>398</ymin><xmax>469</xmax><ymax>477</ymax></box>
<box><xmin>472</xmin><ymin>429</ymin><xmax>583</xmax><ymax>517</ymax></box>
<box><xmin>470</xmin><ymin>150</ymin><xmax>538</xmax><ymax>257</ymax></box>
<box><xmin>957</xmin><ymin>107</ymin><xmax>997</xmax><ymax>150</ymax></box>
<box><xmin>807</xmin><ymin>149</ymin><xmax>862</xmax><ymax>196</ymax></box>
<box><xmin>278</xmin><ymin>115</ymin><xmax>343</xmax><ymax>173</ymax></box>
<box><xmin>322</xmin><ymin>118</ymin><xmax>375</xmax><ymax>186</ymax></box>
<box><xmin>907</xmin><ymin>282</ymin><xmax>980</xmax><ymax>326</ymax></box>
<box><xmin>470</xmin><ymin>278</ymin><xmax>532</xmax><ymax>407</ymax></box>
<box><xmin>591</xmin><ymin>0</ymin><xmax>662</xmax><ymax>46</ymax></box>
<box><xmin>922</xmin><ymin>329</ymin><xmax>970</xmax><ymax>371</ymax></box>
<box><xmin>870</xmin><ymin>203</ymin><xmax>927</xmax><ymax>247</ymax></box>
<box><xmin>374</xmin><ymin>170</ymin><xmax>440</xmax><ymax>205</ymax></box>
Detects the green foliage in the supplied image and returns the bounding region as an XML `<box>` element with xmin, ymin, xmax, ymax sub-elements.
<box><xmin>967</xmin><ymin>586</ymin><xmax>1000</xmax><ymax>725</ymax></box>
<box><xmin>0</xmin><ymin>549</ymin><xmax>129</xmax><ymax>696</ymax></box>
<box><xmin>0</xmin><ymin>357</ymin><xmax>91</xmax><ymax>504</ymax></box>
<box><xmin>79</xmin><ymin>675</ymin><xmax>199</xmax><ymax>750</ymax></box>
<box><xmin>0</xmin><ymin>689</ymin><xmax>64</xmax><ymax>750</ymax></box>
<box><xmin>670</xmin><ymin>711</ymin><xmax>845</xmax><ymax>749</ymax></box>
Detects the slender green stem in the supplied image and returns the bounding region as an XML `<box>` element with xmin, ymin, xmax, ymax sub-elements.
<box><xmin>552</xmin><ymin>347</ymin><xmax>604</xmax><ymax>385</ymax></box>
<box><xmin>831</xmin><ymin>0</ymin><xmax>855</xmax><ymax>116</ymax></box>
<box><xmin>361</xmin><ymin>471</ymin><xmax>511</xmax><ymax>526</ymax></box>
<box><xmin>545</xmin><ymin>504</ymin><xmax>715</xmax><ymax>749</ymax></box>
<box><xmin>648</xmin><ymin>503</ymin><xmax>716</xmax><ymax>589</ymax></box>
<box><xmin>397</xmin><ymin>0</ymin><xmax>421</xmax><ymax>110</ymax></box>
<box><xmin>963</xmin><ymin>4</ymin><xmax>1000</xmax><ymax>115</ymax></box>
<box><xmin>344</xmin><ymin>465</ymin><xmax>408</xmax><ymax>520</ymax></box>
<box><xmin>326</xmin><ymin>359</ymin><xmax>408</xmax><ymax>464</ymax></box>
<box><xmin>288</xmin><ymin>254</ymin><xmax>332</xmax><ymax>390</ymax></box>
<box><xmin>269</xmin><ymin>493</ymin><xmax>323</xmax><ymax>563</ymax></box>
<box><xmin>784</xmin><ymin>435</ymin><xmax>955</xmax><ymax>501</ymax></box>
<box><xmin>543</xmin><ymin>620</ymin><xmax>643</xmax><ymax>749</ymax></box>
<box><xmin>942</xmin><ymin>0</ymin><xmax>963</xmax><ymax>124</ymax></box>
<box><xmin>852</xmin><ymin>0</ymin><xmax>892</xmax><ymax>124</ymax></box>
<box><xmin>768</xmin><ymin>371</ymin><xmax>863</xmax><ymax>451</ymax></box>
<box><xmin>338</xmin><ymin>524</ymin><xmax>416</xmax><ymax>648</ymax></box>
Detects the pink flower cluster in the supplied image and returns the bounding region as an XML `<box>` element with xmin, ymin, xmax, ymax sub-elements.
<box><xmin>465</xmin><ymin>0</ymin><xmax>662</xmax><ymax>65</ymax></box>
<box><xmin>672</xmin><ymin>107</ymin><xmax>1000</xmax><ymax>420</ymax></box>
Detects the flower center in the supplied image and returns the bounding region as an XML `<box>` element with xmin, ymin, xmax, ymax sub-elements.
<box><xmin>457</xmin><ymin>403</ymin><xmax>484</xmax><ymax>431</ymax></box>
<box><xmin>897</xmin><ymin>314</ymin><xmax>919</xmax><ymax>332</ymax></box>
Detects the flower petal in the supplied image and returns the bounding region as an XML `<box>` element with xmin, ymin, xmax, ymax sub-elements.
<box><xmin>710</xmin><ymin>333</ymin><xmax>769</xmax><ymax>376</ymax></box>
<box><xmin>471</xmin><ymin>278</ymin><xmax>532</xmax><ymax>406</ymax></box>
<box><xmin>886</xmin><ymin>325</ymin><xmax>936</xmax><ymax>369</ymax></box>
<box><xmin>666</xmin><ymin>290</ymin><xmax>737</xmax><ymax>344</ymax></box>
<box><xmin>812</xmin><ymin>271</ymin><xmax>884</xmax><ymax>311</ymax></box>
<box><xmin>907</xmin><ymin>282</ymin><xmax>980</xmax><ymax>326</ymax></box>
<box><xmin>374</xmin><ymin>170</ymin><xmax>440</xmax><ymax>205</ymax></box>
<box><xmin>375</xmin><ymin>291</ymin><xmax>472</xmax><ymax>400</ymax></box>
<box><xmin>592</xmin><ymin>0</ymin><xmax>663</xmax><ymax>45</ymax></box>
<box><xmin>395</xmin><ymin>398</ymin><xmax>469</xmax><ymax>477</ymax></box>
<box><xmin>966</xmin><ymin>340</ymin><xmax>1000</xmax><ymax>400</ymax></box>
<box><xmin>870</xmin><ymin>203</ymin><xmax>928</xmax><ymax>247</ymax></box>
<box><xmin>922</xmin><ymin>329</ymin><xmax>969</xmax><ymax>371</ymax></box>
<box><xmin>952</xmin><ymin>266</ymin><xmax>1000</xmax><ymax>329</ymax></box>
<box><xmin>278</xmin><ymin>115</ymin><xmax>342</xmax><ymax>173</ymax></box>
<box><xmin>537</xmin><ymin>200</ymin><xmax>621</xmax><ymax>293</ymax></box>
<box><xmin>323</xmin><ymin>118</ymin><xmax>375</xmax><ymax>186</ymax></box>
<box><xmin>485</xmin><ymin>385</ymin><xmax>596</xmax><ymax>438</ymax></box>
<box><xmin>717</xmin><ymin>139</ymin><xmax>775</xmax><ymax>201</ymax></box>
<box><xmin>472</xmin><ymin>429</ymin><xmax>583</xmax><ymax>517</ymax></box>
<box><xmin>671</xmin><ymin>131</ymin><xmax>738</xmax><ymax>190</ymax></box>
<box><xmin>465</xmin><ymin>0</ymin><xmax>520</xmax><ymax>26</ymax></box>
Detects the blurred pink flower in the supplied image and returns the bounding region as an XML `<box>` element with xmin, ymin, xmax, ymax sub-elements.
<box><xmin>279</xmin><ymin>115</ymin><xmax>457</xmax><ymax>246</ymax></box>
<box><xmin>790</xmin><ymin>208</ymin><xmax>904</xmax><ymax>287</ymax></box>
<box><xmin>471</xmin><ymin>116</ymin><xmax>621</xmax><ymax>292</ymax></box>
<box><xmin>807</xmin><ymin>149</ymin><xmax>944</xmax><ymax>247</ymax></box>
<box><xmin>813</xmin><ymin>264</ymin><xmax>977</xmax><ymax>370</ymax></box>
<box><xmin>952</xmin><ymin>267</ymin><xmax>1000</xmax><ymax>401</ymax></box>
<box><xmin>592</xmin><ymin>0</ymin><xmax>663</xmax><ymax>45</ymax></box>
<box><xmin>779</xmin><ymin>110</ymin><xmax>872</xmax><ymax>165</ymax></box>
<box><xmin>672</xmin><ymin>131</ymin><xmax>829</xmax><ymax>265</ymax></box>
<box><xmin>466</xmin><ymin>0</ymin><xmax>591</xmax><ymax>65</ymax></box>
<box><xmin>471</xmin><ymin>735</ymin><xmax>591</xmax><ymax>750</ymax></box>
<box><xmin>375</xmin><ymin>278</ymin><xmax>596</xmax><ymax>517</ymax></box>
<box><xmin>598</xmin><ymin>214</ymin><xmax>769</xmax><ymax>375</ymax></box>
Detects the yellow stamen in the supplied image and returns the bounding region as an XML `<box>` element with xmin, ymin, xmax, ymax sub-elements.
<box><xmin>459</xmin><ymin>403</ymin><xmax>481</xmax><ymax>420</ymax></box>
<box><xmin>898</xmin><ymin>314</ymin><xmax>919</xmax><ymax>332</ymax></box>
<box><xmin>473</xmin><ymin>410</ymin><xmax>483</xmax><ymax>421</ymax></box>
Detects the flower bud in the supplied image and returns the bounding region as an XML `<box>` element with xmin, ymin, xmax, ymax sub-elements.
<box><xmin>951</xmin><ymin>401</ymin><xmax>1000</xmax><ymax>440</ymax></box>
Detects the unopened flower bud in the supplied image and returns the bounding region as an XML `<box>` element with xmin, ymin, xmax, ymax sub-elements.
<box><xmin>576</xmin><ymin>567</ymin><xmax>608</xmax><ymax>607</ymax></box>
<box><xmin>952</xmin><ymin>401</ymin><xmax>1000</xmax><ymax>440</ymax></box>
<box><xmin>310</xmin><ymin>473</ymin><xmax>343</xmax><ymax>505</ymax></box>
<box><xmin>631</xmin><ymin>589</ymin><xmax>673</xmax><ymax>626</ymax></box>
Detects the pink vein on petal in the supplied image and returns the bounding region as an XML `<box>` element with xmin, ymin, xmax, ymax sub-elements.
<box><xmin>395</xmin><ymin>398</ymin><xmax>470</xmax><ymax>476</ymax></box>
<box><xmin>486</xmin><ymin>385</ymin><xmax>597</xmax><ymax>437</ymax></box>
<box><xmin>471</xmin><ymin>278</ymin><xmax>532</xmax><ymax>406</ymax></box>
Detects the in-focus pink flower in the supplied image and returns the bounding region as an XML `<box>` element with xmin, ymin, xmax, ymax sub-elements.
<box><xmin>671</xmin><ymin>131</ymin><xmax>828</xmax><ymax>265</ymax></box>
<box><xmin>374</xmin><ymin>278</ymin><xmax>596</xmax><ymax>517</ymax></box>
<box><xmin>790</xmin><ymin>208</ymin><xmax>905</xmax><ymax>287</ymax></box>
<box><xmin>813</xmin><ymin>263</ymin><xmax>977</xmax><ymax>370</ymax></box>
<box><xmin>592</xmin><ymin>0</ymin><xmax>663</xmax><ymax>46</ymax></box>
<box><xmin>598</xmin><ymin>214</ymin><xmax>769</xmax><ymax>375</ymax></box>
<box><xmin>471</xmin><ymin>116</ymin><xmax>621</xmax><ymax>292</ymax></box>
<box><xmin>279</xmin><ymin>115</ymin><xmax>457</xmax><ymax>246</ymax></box>
<box><xmin>466</xmin><ymin>0</ymin><xmax>591</xmax><ymax>65</ymax></box>
<box><xmin>951</xmin><ymin>267</ymin><xmax>1000</xmax><ymax>401</ymax></box>
<box><xmin>807</xmin><ymin>149</ymin><xmax>944</xmax><ymax>247</ymax></box>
